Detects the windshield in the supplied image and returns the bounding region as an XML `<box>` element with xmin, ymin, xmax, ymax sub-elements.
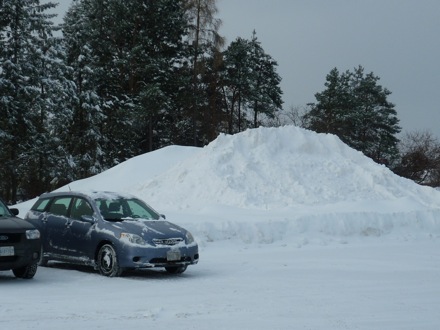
<box><xmin>95</xmin><ymin>198</ymin><xmax>160</xmax><ymax>221</ymax></box>
<box><xmin>0</xmin><ymin>199</ymin><xmax>12</xmax><ymax>217</ymax></box>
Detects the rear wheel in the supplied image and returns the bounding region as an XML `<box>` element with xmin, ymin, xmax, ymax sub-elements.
<box><xmin>12</xmin><ymin>263</ymin><xmax>38</xmax><ymax>279</ymax></box>
<box><xmin>165</xmin><ymin>265</ymin><xmax>187</xmax><ymax>274</ymax></box>
<box><xmin>97</xmin><ymin>244</ymin><xmax>122</xmax><ymax>277</ymax></box>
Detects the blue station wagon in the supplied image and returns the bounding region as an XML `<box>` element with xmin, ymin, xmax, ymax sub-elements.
<box><xmin>25</xmin><ymin>191</ymin><xmax>199</xmax><ymax>277</ymax></box>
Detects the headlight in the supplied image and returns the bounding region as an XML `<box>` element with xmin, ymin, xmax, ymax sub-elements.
<box><xmin>186</xmin><ymin>231</ymin><xmax>195</xmax><ymax>244</ymax></box>
<box><xmin>120</xmin><ymin>233</ymin><xmax>146</xmax><ymax>245</ymax></box>
<box><xmin>26</xmin><ymin>229</ymin><xmax>40</xmax><ymax>240</ymax></box>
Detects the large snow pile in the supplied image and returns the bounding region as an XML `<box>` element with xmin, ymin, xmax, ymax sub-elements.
<box><xmin>134</xmin><ymin>126</ymin><xmax>439</xmax><ymax>210</ymax></box>
<box><xmin>125</xmin><ymin>126</ymin><xmax>439</xmax><ymax>243</ymax></box>
<box><xmin>19</xmin><ymin>125</ymin><xmax>440</xmax><ymax>243</ymax></box>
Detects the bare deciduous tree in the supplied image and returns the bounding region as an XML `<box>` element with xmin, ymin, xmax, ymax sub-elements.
<box><xmin>393</xmin><ymin>131</ymin><xmax>440</xmax><ymax>187</ymax></box>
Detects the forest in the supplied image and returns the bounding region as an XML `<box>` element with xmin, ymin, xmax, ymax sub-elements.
<box><xmin>1</xmin><ymin>0</ymin><xmax>439</xmax><ymax>203</ymax></box>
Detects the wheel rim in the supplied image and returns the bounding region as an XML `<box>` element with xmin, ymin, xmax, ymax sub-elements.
<box><xmin>99</xmin><ymin>245</ymin><xmax>116</xmax><ymax>274</ymax></box>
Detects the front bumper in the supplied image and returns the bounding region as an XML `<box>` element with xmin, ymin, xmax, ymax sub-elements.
<box><xmin>0</xmin><ymin>238</ymin><xmax>41</xmax><ymax>271</ymax></box>
<box><xmin>117</xmin><ymin>244</ymin><xmax>199</xmax><ymax>269</ymax></box>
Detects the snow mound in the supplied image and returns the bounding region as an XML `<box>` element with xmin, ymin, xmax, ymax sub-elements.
<box><xmin>18</xmin><ymin>125</ymin><xmax>440</xmax><ymax>243</ymax></box>
<box><xmin>135</xmin><ymin>126</ymin><xmax>440</xmax><ymax>211</ymax></box>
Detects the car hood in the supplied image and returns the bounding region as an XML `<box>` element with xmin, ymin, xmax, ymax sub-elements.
<box><xmin>107</xmin><ymin>219</ymin><xmax>188</xmax><ymax>240</ymax></box>
<box><xmin>0</xmin><ymin>216</ymin><xmax>35</xmax><ymax>231</ymax></box>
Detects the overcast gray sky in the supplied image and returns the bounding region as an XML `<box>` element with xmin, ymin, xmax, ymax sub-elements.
<box><xmin>53</xmin><ymin>0</ymin><xmax>440</xmax><ymax>138</ymax></box>
<box><xmin>218</xmin><ymin>0</ymin><xmax>440</xmax><ymax>138</ymax></box>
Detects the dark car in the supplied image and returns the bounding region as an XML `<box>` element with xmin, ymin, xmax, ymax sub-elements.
<box><xmin>0</xmin><ymin>198</ymin><xmax>41</xmax><ymax>279</ymax></box>
<box><xmin>25</xmin><ymin>191</ymin><xmax>199</xmax><ymax>277</ymax></box>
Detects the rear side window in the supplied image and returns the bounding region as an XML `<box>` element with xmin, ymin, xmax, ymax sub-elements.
<box><xmin>70</xmin><ymin>198</ymin><xmax>94</xmax><ymax>220</ymax></box>
<box><xmin>48</xmin><ymin>197</ymin><xmax>72</xmax><ymax>217</ymax></box>
<box><xmin>31</xmin><ymin>198</ymin><xmax>51</xmax><ymax>212</ymax></box>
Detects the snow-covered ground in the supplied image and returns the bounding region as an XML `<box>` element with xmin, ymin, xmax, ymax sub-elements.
<box><xmin>2</xmin><ymin>126</ymin><xmax>440</xmax><ymax>329</ymax></box>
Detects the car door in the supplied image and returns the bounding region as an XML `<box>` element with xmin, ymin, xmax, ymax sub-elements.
<box><xmin>65</xmin><ymin>197</ymin><xmax>95</xmax><ymax>260</ymax></box>
<box><xmin>44</xmin><ymin>196</ymin><xmax>73</xmax><ymax>255</ymax></box>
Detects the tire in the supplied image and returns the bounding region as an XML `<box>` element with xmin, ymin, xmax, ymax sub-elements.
<box><xmin>97</xmin><ymin>244</ymin><xmax>122</xmax><ymax>277</ymax></box>
<box><xmin>12</xmin><ymin>263</ymin><xmax>38</xmax><ymax>279</ymax></box>
<box><xmin>165</xmin><ymin>265</ymin><xmax>187</xmax><ymax>274</ymax></box>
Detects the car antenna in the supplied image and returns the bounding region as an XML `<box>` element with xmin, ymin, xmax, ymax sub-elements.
<box><xmin>68</xmin><ymin>185</ymin><xmax>72</xmax><ymax>191</ymax></box>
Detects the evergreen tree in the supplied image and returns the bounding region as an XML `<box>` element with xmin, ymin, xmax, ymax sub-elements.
<box><xmin>198</xmin><ymin>45</ymin><xmax>226</xmax><ymax>142</ymax></box>
<box><xmin>222</xmin><ymin>37</ymin><xmax>253</xmax><ymax>133</ymax></box>
<box><xmin>305</xmin><ymin>66</ymin><xmax>401</xmax><ymax>165</ymax></box>
<box><xmin>183</xmin><ymin>0</ymin><xmax>224</xmax><ymax>145</ymax></box>
<box><xmin>304</xmin><ymin>68</ymin><xmax>352</xmax><ymax>136</ymax></box>
<box><xmin>0</xmin><ymin>0</ymin><xmax>69</xmax><ymax>201</ymax></box>
<box><xmin>248</xmin><ymin>31</ymin><xmax>283</xmax><ymax>128</ymax></box>
<box><xmin>222</xmin><ymin>33</ymin><xmax>283</xmax><ymax>133</ymax></box>
<box><xmin>63</xmin><ymin>0</ymin><xmax>189</xmax><ymax>161</ymax></box>
<box><xmin>61</xmin><ymin>0</ymin><xmax>106</xmax><ymax>180</ymax></box>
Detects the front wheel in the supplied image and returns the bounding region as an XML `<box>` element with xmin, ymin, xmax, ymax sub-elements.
<box><xmin>12</xmin><ymin>263</ymin><xmax>38</xmax><ymax>279</ymax></box>
<box><xmin>97</xmin><ymin>244</ymin><xmax>122</xmax><ymax>277</ymax></box>
<box><xmin>165</xmin><ymin>265</ymin><xmax>187</xmax><ymax>274</ymax></box>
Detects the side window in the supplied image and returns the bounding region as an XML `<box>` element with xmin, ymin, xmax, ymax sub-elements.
<box><xmin>126</xmin><ymin>200</ymin><xmax>158</xmax><ymax>219</ymax></box>
<box><xmin>70</xmin><ymin>198</ymin><xmax>94</xmax><ymax>220</ymax></box>
<box><xmin>48</xmin><ymin>197</ymin><xmax>72</xmax><ymax>217</ymax></box>
<box><xmin>31</xmin><ymin>198</ymin><xmax>51</xmax><ymax>212</ymax></box>
<box><xmin>0</xmin><ymin>201</ymin><xmax>7</xmax><ymax>216</ymax></box>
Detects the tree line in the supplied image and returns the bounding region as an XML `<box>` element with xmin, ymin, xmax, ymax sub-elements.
<box><xmin>1</xmin><ymin>0</ymin><xmax>283</xmax><ymax>202</ymax></box>
<box><xmin>1</xmin><ymin>0</ymin><xmax>439</xmax><ymax>203</ymax></box>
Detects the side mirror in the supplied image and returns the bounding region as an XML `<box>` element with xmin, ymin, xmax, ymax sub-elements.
<box><xmin>160</xmin><ymin>214</ymin><xmax>166</xmax><ymax>219</ymax></box>
<box><xmin>10</xmin><ymin>208</ymin><xmax>19</xmax><ymax>216</ymax></box>
<box><xmin>80</xmin><ymin>215</ymin><xmax>96</xmax><ymax>224</ymax></box>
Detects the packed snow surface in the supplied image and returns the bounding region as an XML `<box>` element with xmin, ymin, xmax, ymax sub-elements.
<box><xmin>4</xmin><ymin>126</ymin><xmax>440</xmax><ymax>329</ymax></box>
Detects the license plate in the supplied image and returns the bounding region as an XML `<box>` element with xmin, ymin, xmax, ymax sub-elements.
<box><xmin>167</xmin><ymin>250</ymin><xmax>181</xmax><ymax>261</ymax></box>
<box><xmin>0</xmin><ymin>246</ymin><xmax>14</xmax><ymax>256</ymax></box>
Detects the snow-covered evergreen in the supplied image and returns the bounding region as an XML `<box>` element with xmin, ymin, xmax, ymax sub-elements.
<box><xmin>0</xmin><ymin>0</ymin><xmax>71</xmax><ymax>201</ymax></box>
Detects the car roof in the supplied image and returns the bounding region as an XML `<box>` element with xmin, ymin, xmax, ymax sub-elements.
<box><xmin>38</xmin><ymin>191</ymin><xmax>137</xmax><ymax>200</ymax></box>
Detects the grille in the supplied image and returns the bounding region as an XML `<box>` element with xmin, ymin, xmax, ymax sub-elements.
<box><xmin>149</xmin><ymin>256</ymin><xmax>192</xmax><ymax>264</ymax></box>
<box><xmin>0</xmin><ymin>233</ymin><xmax>21</xmax><ymax>244</ymax></box>
<box><xmin>152</xmin><ymin>238</ymin><xmax>183</xmax><ymax>246</ymax></box>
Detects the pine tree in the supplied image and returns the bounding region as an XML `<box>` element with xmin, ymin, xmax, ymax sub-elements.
<box><xmin>63</xmin><ymin>0</ymin><xmax>189</xmax><ymax>161</ymax></box>
<box><xmin>61</xmin><ymin>0</ymin><xmax>106</xmax><ymax>181</ymax></box>
<box><xmin>183</xmin><ymin>0</ymin><xmax>224</xmax><ymax>145</ymax></box>
<box><xmin>0</xmin><ymin>0</ymin><xmax>69</xmax><ymax>201</ymax></box>
<box><xmin>305</xmin><ymin>66</ymin><xmax>401</xmax><ymax>165</ymax></box>
<box><xmin>305</xmin><ymin>68</ymin><xmax>352</xmax><ymax>136</ymax></box>
<box><xmin>248</xmin><ymin>31</ymin><xmax>283</xmax><ymax>128</ymax></box>
<box><xmin>221</xmin><ymin>33</ymin><xmax>283</xmax><ymax>133</ymax></box>
<box><xmin>222</xmin><ymin>37</ymin><xmax>253</xmax><ymax>133</ymax></box>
